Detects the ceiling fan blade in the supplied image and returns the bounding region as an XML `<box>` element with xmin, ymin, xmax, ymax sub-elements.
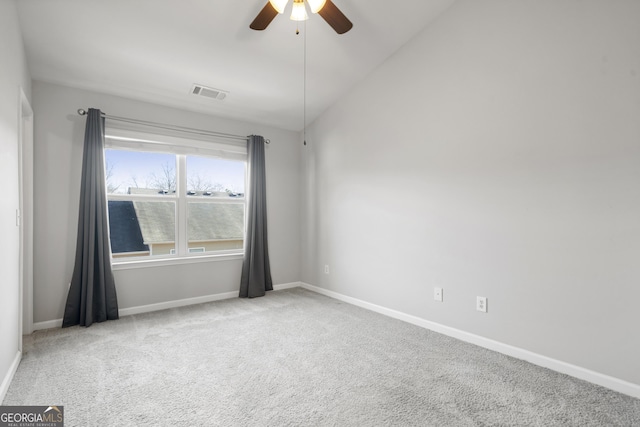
<box><xmin>317</xmin><ymin>0</ymin><xmax>353</xmax><ymax>34</ymax></box>
<box><xmin>250</xmin><ymin>2</ymin><xmax>279</xmax><ymax>31</ymax></box>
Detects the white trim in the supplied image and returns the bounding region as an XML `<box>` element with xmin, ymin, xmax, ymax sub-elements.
<box><xmin>0</xmin><ymin>351</ymin><xmax>21</xmax><ymax>403</ymax></box>
<box><xmin>176</xmin><ymin>154</ymin><xmax>187</xmax><ymax>256</ymax></box>
<box><xmin>105</xmin><ymin>127</ymin><xmax>247</xmax><ymax>160</ymax></box>
<box><xmin>32</xmin><ymin>283</ymin><xmax>302</xmax><ymax>332</ymax></box>
<box><xmin>273</xmin><ymin>282</ymin><xmax>302</xmax><ymax>291</ymax></box>
<box><xmin>118</xmin><ymin>291</ymin><xmax>238</xmax><ymax>317</ymax></box>
<box><xmin>299</xmin><ymin>282</ymin><xmax>640</xmax><ymax>399</ymax></box>
<box><xmin>18</xmin><ymin>88</ymin><xmax>34</xmax><ymax>339</ymax></box>
<box><xmin>33</xmin><ymin>319</ymin><xmax>62</xmax><ymax>331</ymax></box>
<box><xmin>115</xmin><ymin>284</ymin><xmax>303</xmax><ymax>316</ymax></box>
<box><xmin>112</xmin><ymin>252</ymin><xmax>243</xmax><ymax>270</ymax></box>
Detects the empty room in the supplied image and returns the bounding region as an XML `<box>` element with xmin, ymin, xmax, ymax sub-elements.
<box><xmin>1</xmin><ymin>0</ymin><xmax>639</xmax><ymax>425</ymax></box>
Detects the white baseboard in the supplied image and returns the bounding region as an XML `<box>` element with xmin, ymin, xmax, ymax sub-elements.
<box><xmin>0</xmin><ymin>351</ymin><xmax>21</xmax><ymax>404</ymax></box>
<box><xmin>118</xmin><ymin>283</ymin><xmax>300</xmax><ymax>315</ymax></box>
<box><xmin>299</xmin><ymin>282</ymin><xmax>640</xmax><ymax>399</ymax></box>
<box><xmin>273</xmin><ymin>282</ymin><xmax>301</xmax><ymax>291</ymax></box>
<box><xmin>118</xmin><ymin>291</ymin><xmax>239</xmax><ymax>317</ymax></box>
<box><xmin>32</xmin><ymin>282</ymin><xmax>302</xmax><ymax>332</ymax></box>
<box><xmin>33</xmin><ymin>319</ymin><xmax>62</xmax><ymax>331</ymax></box>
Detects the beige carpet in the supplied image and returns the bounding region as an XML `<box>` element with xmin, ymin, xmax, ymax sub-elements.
<box><xmin>4</xmin><ymin>288</ymin><xmax>640</xmax><ymax>426</ymax></box>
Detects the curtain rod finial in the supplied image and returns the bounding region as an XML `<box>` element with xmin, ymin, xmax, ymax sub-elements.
<box><xmin>78</xmin><ymin>108</ymin><xmax>87</xmax><ymax>116</ymax></box>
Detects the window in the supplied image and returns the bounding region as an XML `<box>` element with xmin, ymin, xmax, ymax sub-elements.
<box><xmin>104</xmin><ymin>127</ymin><xmax>246</xmax><ymax>261</ymax></box>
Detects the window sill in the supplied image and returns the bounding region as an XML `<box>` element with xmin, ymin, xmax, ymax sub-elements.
<box><xmin>111</xmin><ymin>252</ymin><xmax>243</xmax><ymax>270</ymax></box>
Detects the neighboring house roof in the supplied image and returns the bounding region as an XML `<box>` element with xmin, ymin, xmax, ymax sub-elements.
<box><xmin>132</xmin><ymin>201</ymin><xmax>176</xmax><ymax>244</ymax></box>
<box><xmin>109</xmin><ymin>188</ymin><xmax>245</xmax><ymax>250</ymax></box>
<box><xmin>133</xmin><ymin>201</ymin><xmax>244</xmax><ymax>244</ymax></box>
<box><xmin>124</xmin><ymin>188</ymin><xmax>244</xmax><ymax>245</ymax></box>
<box><xmin>107</xmin><ymin>201</ymin><xmax>149</xmax><ymax>253</ymax></box>
<box><xmin>187</xmin><ymin>202</ymin><xmax>244</xmax><ymax>242</ymax></box>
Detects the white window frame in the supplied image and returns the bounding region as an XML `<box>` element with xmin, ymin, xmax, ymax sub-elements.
<box><xmin>170</xmin><ymin>247</ymin><xmax>205</xmax><ymax>255</ymax></box>
<box><xmin>104</xmin><ymin>127</ymin><xmax>247</xmax><ymax>268</ymax></box>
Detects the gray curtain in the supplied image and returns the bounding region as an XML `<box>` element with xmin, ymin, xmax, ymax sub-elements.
<box><xmin>240</xmin><ymin>135</ymin><xmax>273</xmax><ymax>298</ymax></box>
<box><xmin>62</xmin><ymin>108</ymin><xmax>119</xmax><ymax>327</ymax></box>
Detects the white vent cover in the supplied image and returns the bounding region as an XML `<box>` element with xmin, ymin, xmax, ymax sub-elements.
<box><xmin>191</xmin><ymin>84</ymin><xmax>228</xmax><ymax>101</ymax></box>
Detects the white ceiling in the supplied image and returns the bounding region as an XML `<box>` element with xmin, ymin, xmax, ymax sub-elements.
<box><xmin>16</xmin><ymin>0</ymin><xmax>455</xmax><ymax>131</ymax></box>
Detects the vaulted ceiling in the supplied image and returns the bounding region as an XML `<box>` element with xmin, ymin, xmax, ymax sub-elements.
<box><xmin>16</xmin><ymin>0</ymin><xmax>455</xmax><ymax>131</ymax></box>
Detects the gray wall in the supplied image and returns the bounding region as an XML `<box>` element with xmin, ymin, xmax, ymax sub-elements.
<box><xmin>0</xmin><ymin>0</ymin><xmax>31</xmax><ymax>397</ymax></box>
<box><xmin>32</xmin><ymin>81</ymin><xmax>301</xmax><ymax>323</ymax></box>
<box><xmin>301</xmin><ymin>0</ymin><xmax>640</xmax><ymax>386</ymax></box>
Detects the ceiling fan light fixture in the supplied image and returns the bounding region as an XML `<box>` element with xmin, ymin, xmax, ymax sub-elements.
<box><xmin>306</xmin><ymin>0</ymin><xmax>326</xmax><ymax>13</ymax></box>
<box><xmin>268</xmin><ymin>0</ymin><xmax>288</xmax><ymax>14</ymax></box>
<box><xmin>290</xmin><ymin>0</ymin><xmax>309</xmax><ymax>21</ymax></box>
<box><xmin>251</xmin><ymin>0</ymin><xmax>352</xmax><ymax>33</ymax></box>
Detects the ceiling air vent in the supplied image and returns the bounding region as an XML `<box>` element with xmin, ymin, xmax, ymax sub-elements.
<box><xmin>191</xmin><ymin>84</ymin><xmax>228</xmax><ymax>101</ymax></box>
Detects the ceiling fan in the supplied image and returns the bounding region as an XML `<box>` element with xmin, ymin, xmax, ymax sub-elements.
<box><xmin>250</xmin><ymin>0</ymin><xmax>353</xmax><ymax>34</ymax></box>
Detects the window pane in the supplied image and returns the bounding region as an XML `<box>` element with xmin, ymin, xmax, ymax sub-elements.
<box><xmin>105</xmin><ymin>149</ymin><xmax>177</xmax><ymax>195</ymax></box>
<box><xmin>105</xmin><ymin>144</ymin><xmax>246</xmax><ymax>261</ymax></box>
<box><xmin>187</xmin><ymin>202</ymin><xmax>244</xmax><ymax>252</ymax></box>
<box><xmin>108</xmin><ymin>201</ymin><xmax>176</xmax><ymax>258</ymax></box>
<box><xmin>186</xmin><ymin>156</ymin><xmax>245</xmax><ymax>197</ymax></box>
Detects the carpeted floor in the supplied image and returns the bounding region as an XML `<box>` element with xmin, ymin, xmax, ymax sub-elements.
<box><xmin>3</xmin><ymin>288</ymin><xmax>640</xmax><ymax>426</ymax></box>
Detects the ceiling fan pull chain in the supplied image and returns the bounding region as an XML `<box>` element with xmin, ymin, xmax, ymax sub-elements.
<box><xmin>303</xmin><ymin>19</ymin><xmax>307</xmax><ymax>146</ymax></box>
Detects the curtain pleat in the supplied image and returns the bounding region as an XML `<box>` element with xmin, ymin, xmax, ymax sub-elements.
<box><xmin>62</xmin><ymin>108</ymin><xmax>119</xmax><ymax>327</ymax></box>
<box><xmin>240</xmin><ymin>135</ymin><xmax>273</xmax><ymax>298</ymax></box>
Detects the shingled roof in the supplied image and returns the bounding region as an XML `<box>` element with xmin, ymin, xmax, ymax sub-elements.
<box><xmin>108</xmin><ymin>201</ymin><xmax>149</xmax><ymax>253</ymax></box>
<box><xmin>109</xmin><ymin>188</ymin><xmax>245</xmax><ymax>252</ymax></box>
<box><xmin>133</xmin><ymin>201</ymin><xmax>244</xmax><ymax>244</ymax></box>
<box><xmin>122</xmin><ymin>187</ymin><xmax>244</xmax><ymax>245</ymax></box>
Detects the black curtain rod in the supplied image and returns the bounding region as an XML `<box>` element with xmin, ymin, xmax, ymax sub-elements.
<box><xmin>76</xmin><ymin>108</ymin><xmax>269</xmax><ymax>144</ymax></box>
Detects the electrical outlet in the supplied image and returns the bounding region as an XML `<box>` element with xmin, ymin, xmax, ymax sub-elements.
<box><xmin>434</xmin><ymin>287</ymin><xmax>443</xmax><ymax>302</ymax></box>
<box><xmin>324</xmin><ymin>265</ymin><xmax>330</xmax><ymax>274</ymax></box>
<box><xmin>476</xmin><ymin>296</ymin><xmax>487</xmax><ymax>313</ymax></box>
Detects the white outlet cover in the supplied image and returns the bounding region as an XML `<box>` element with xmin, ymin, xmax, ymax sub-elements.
<box><xmin>477</xmin><ymin>296</ymin><xmax>487</xmax><ymax>313</ymax></box>
<box><xmin>434</xmin><ymin>287</ymin><xmax>443</xmax><ymax>302</ymax></box>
